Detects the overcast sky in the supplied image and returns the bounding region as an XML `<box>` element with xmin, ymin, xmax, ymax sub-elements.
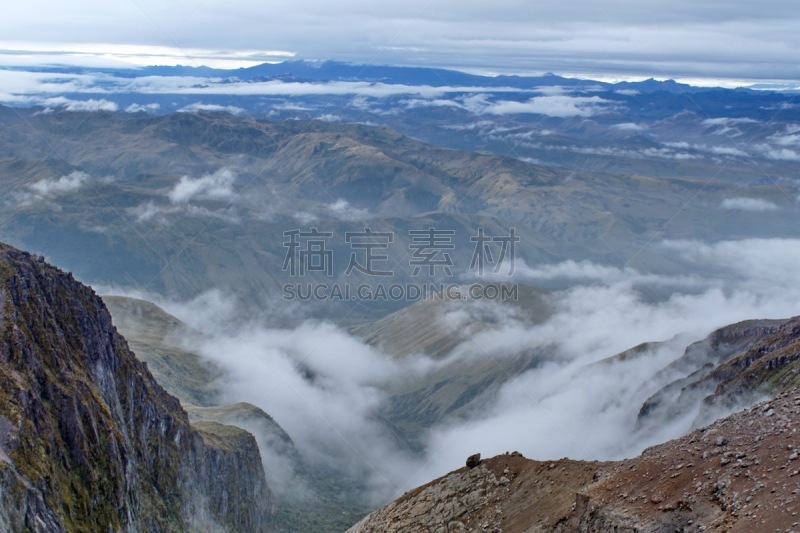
<box><xmin>2</xmin><ymin>1</ymin><xmax>800</xmax><ymax>81</ymax></box>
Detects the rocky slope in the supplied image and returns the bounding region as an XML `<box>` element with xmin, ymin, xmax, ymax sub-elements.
<box><xmin>348</xmin><ymin>388</ymin><xmax>800</xmax><ymax>532</ymax></box>
<box><xmin>0</xmin><ymin>243</ymin><xmax>273</xmax><ymax>532</ymax></box>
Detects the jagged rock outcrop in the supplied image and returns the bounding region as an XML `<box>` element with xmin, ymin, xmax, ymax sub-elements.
<box><xmin>638</xmin><ymin>317</ymin><xmax>800</xmax><ymax>429</ymax></box>
<box><xmin>0</xmin><ymin>243</ymin><xmax>273</xmax><ymax>531</ymax></box>
<box><xmin>348</xmin><ymin>388</ymin><xmax>800</xmax><ymax>532</ymax></box>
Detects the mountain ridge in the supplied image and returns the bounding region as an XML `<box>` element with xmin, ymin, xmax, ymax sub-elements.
<box><xmin>6</xmin><ymin>59</ymin><xmax>712</xmax><ymax>93</ymax></box>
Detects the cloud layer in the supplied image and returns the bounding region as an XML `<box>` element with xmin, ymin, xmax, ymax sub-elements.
<box><xmin>119</xmin><ymin>237</ymin><xmax>800</xmax><ymax>501</ymax></box>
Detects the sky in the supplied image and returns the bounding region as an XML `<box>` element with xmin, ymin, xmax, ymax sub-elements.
<box><xmin>2</xmin><ymin>0</ymin><xmax>800</xmax><ymax>82</ymax></box>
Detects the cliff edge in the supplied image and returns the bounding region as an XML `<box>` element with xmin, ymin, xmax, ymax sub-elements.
<box><xmin>0</xmin><ymin>243</ymin><xmax>272</xmax><ymax>532</ymax></box>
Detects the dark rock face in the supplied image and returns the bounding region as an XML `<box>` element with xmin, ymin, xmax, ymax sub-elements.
<box><xmin>0</xmin><ymin>243</ymin><xmax>273</xmax><ymax>532</ymax></box>
<box><xmin>466</xmin><ymin>453</ymin><xmax>481</xmax><ymax>468</ymax></box>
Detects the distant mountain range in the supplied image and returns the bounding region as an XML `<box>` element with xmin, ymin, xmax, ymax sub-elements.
<box><xmin>5</xmin><ymin>59</ymin><xmax>800</xmax><ymax>190</ymax></box>
<box><xmin>14</xmin><ymin>58</ymin><xmax>800</xmax><ymax>92</ymax></box>
<box><xmin>12</xmin><ymin>59</ymin><xmax>711</xmax><ymax>92</ymax></box>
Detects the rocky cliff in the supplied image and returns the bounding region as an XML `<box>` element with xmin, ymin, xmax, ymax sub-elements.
<box><xmin>0</xmin><ymin>243</ymin><xmax>273</xmax><ymax>532</ymax></box>
<box><xmin>103</xmin><ymin>295</ymin><xmax>371</xmax><ymax>533</ymax></box>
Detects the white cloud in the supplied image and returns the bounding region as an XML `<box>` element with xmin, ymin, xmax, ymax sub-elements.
<box><xmin>8</xmin><ymin>171</ymin><xmax>95</xmax><ymax>207</ymax></box>
<box><xmin>417</xmin><ymin>238</ymin><xmax>800</xmax><ymax>483</ymax></box>
<box><xmin>662</xmin><ymin>238</ymin><xmax>800</xmax><ymax>288</ymax></box>
<box><xmin>0</xmin><ymin>70</ymin><xmax>100</xmax><ymax>104</ymax></box>
<box><xmin>482</xmin><ymin>95</ymin><xmax>615</xmax><ymax>117</ymax></box>
<box><xmin>756</xmin><ymin>126</ymin><xmax>800</xmax><ymax>159</ymax></box>
<box><xmin>326</xmin><ymin>199</ymin><xmax>370</xmax><ymax>221</ymax></box>
<box><xmin>125</xmin><ymin>102</ymin><xmax>160</xmax><ymax>113</ymax></box>
<box><xmin>706</xmin><ymin>145</ymin><xmax>748</xmax><ymax>157</ymax></box>
<box><xmin>270</xmin><ymin>102</ymin><xmax>316</xmax><ymax>112</ymax></box>
<box><xmin>292</xmin><ymin>211</ymin><xmax>319</xmax><ymax>224</ymax></box>
<box><xmin>0</xmin><ymin>41</ymin><xmax>295</xmax><ymax>69</ymax></box>
<box><xmin>612</xmin><ymin>122</ymin><xmax>645</xmax><ymax>131</ymax></box>
<box><xmin>128</xmin><ymin>169</ymin><xmax>244</xmax><ymax>222</ymax></box>
<box><xmin>168</xmin><ymin>168</ymin><xmax>237</xmax><ymax>204</ymax></box>
<box><xmin>178</xmin><ymin>102</ymin><xmax>245</xmax><ymax>115</ymax></box>
<box><xmin>42</xmin><ymin>96</ymin><xmax>118</xmax><ymax>112</ymax></box>
<box><xmin>114</xmin><ymin>74</ymin><xmax>521</xmax><ymax>100</ymax></box>
<box><xmin>760</xmin><ymin>146</ymin><xmax>800</xmax><ymax>161</ymax></box>
<box><xmin>720</xmin><ymin>197</ymin><xmax>779</xmax><ymax>211</ymax></box>
<box><xmin>128</xmin><ymin>200</ymin><xmax>241</xmax><ymax>223</ymax></box>
<box><xmin>166</xmin><ymin>308</ymin><xmax>427</xmax><ymax>502</ymax></box>
<box><xmin>401</xmin><ymin>97</ymin><xmax>463</xmax><ymax>110</ymax></box>
<box><xmin>702</xmin><ymin>117</ymin><xmax>758</xmax><ymax>127</ymax></box>
<box><xmin>172</xmin><ymin>80</ymin><xmax>512</xmax><ymax>98</ymax></box>
<box><xmin>542</xmin><ymin>143</ymin><xmax>697</xmax><ymax>160</ymax></box>
<box><xmin>769</xmin><ymin>128</ymin><xmax>800</xmax><ymax>147</ymax></box>
<box><xmin>701</xmin><ymin>117</ymin><xmax>759</xmax><ymax>137</ymax></box>
<box><xmin>0</xmin><ymin>67</ymin><xmax>521</xmax><ymax>105</ymax></box>
<box><xmin>511</xmin><ymin>258</ymin><xmax>701</xmax><ymax>288</ymax></box>
<box><xmin>532</xmin><ymin>85</ymin><xmax>568</xmax><ymax>96</ymax></box>
<box><xmin>128</xmin><ymin>201</ymin><xmax>169</xmax><ymax>222</ymax></box>
<box><xmin>664</xmin><ymin>142</ymin><xmax>747</xmax><ymax>157</ymax></box>
<box><xmin>315</xmin><ymin>113</ymin><xmax>343</xmax><ymax>122</ymax></box>
<box><xmin>29</xmin><ymin>171</ymin><xmax>90</xmax><ymax>195</ymax></box>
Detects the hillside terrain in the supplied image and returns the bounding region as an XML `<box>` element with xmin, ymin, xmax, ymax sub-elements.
<box><xmin>0</xmin><ymin>109</ymin><xmax>796</xmax><ymax>318</ymax></box>
<box><xmin>2</xmin><ymin>233</ymin><xmax>797</xmax><ymax>532</ymax></box>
